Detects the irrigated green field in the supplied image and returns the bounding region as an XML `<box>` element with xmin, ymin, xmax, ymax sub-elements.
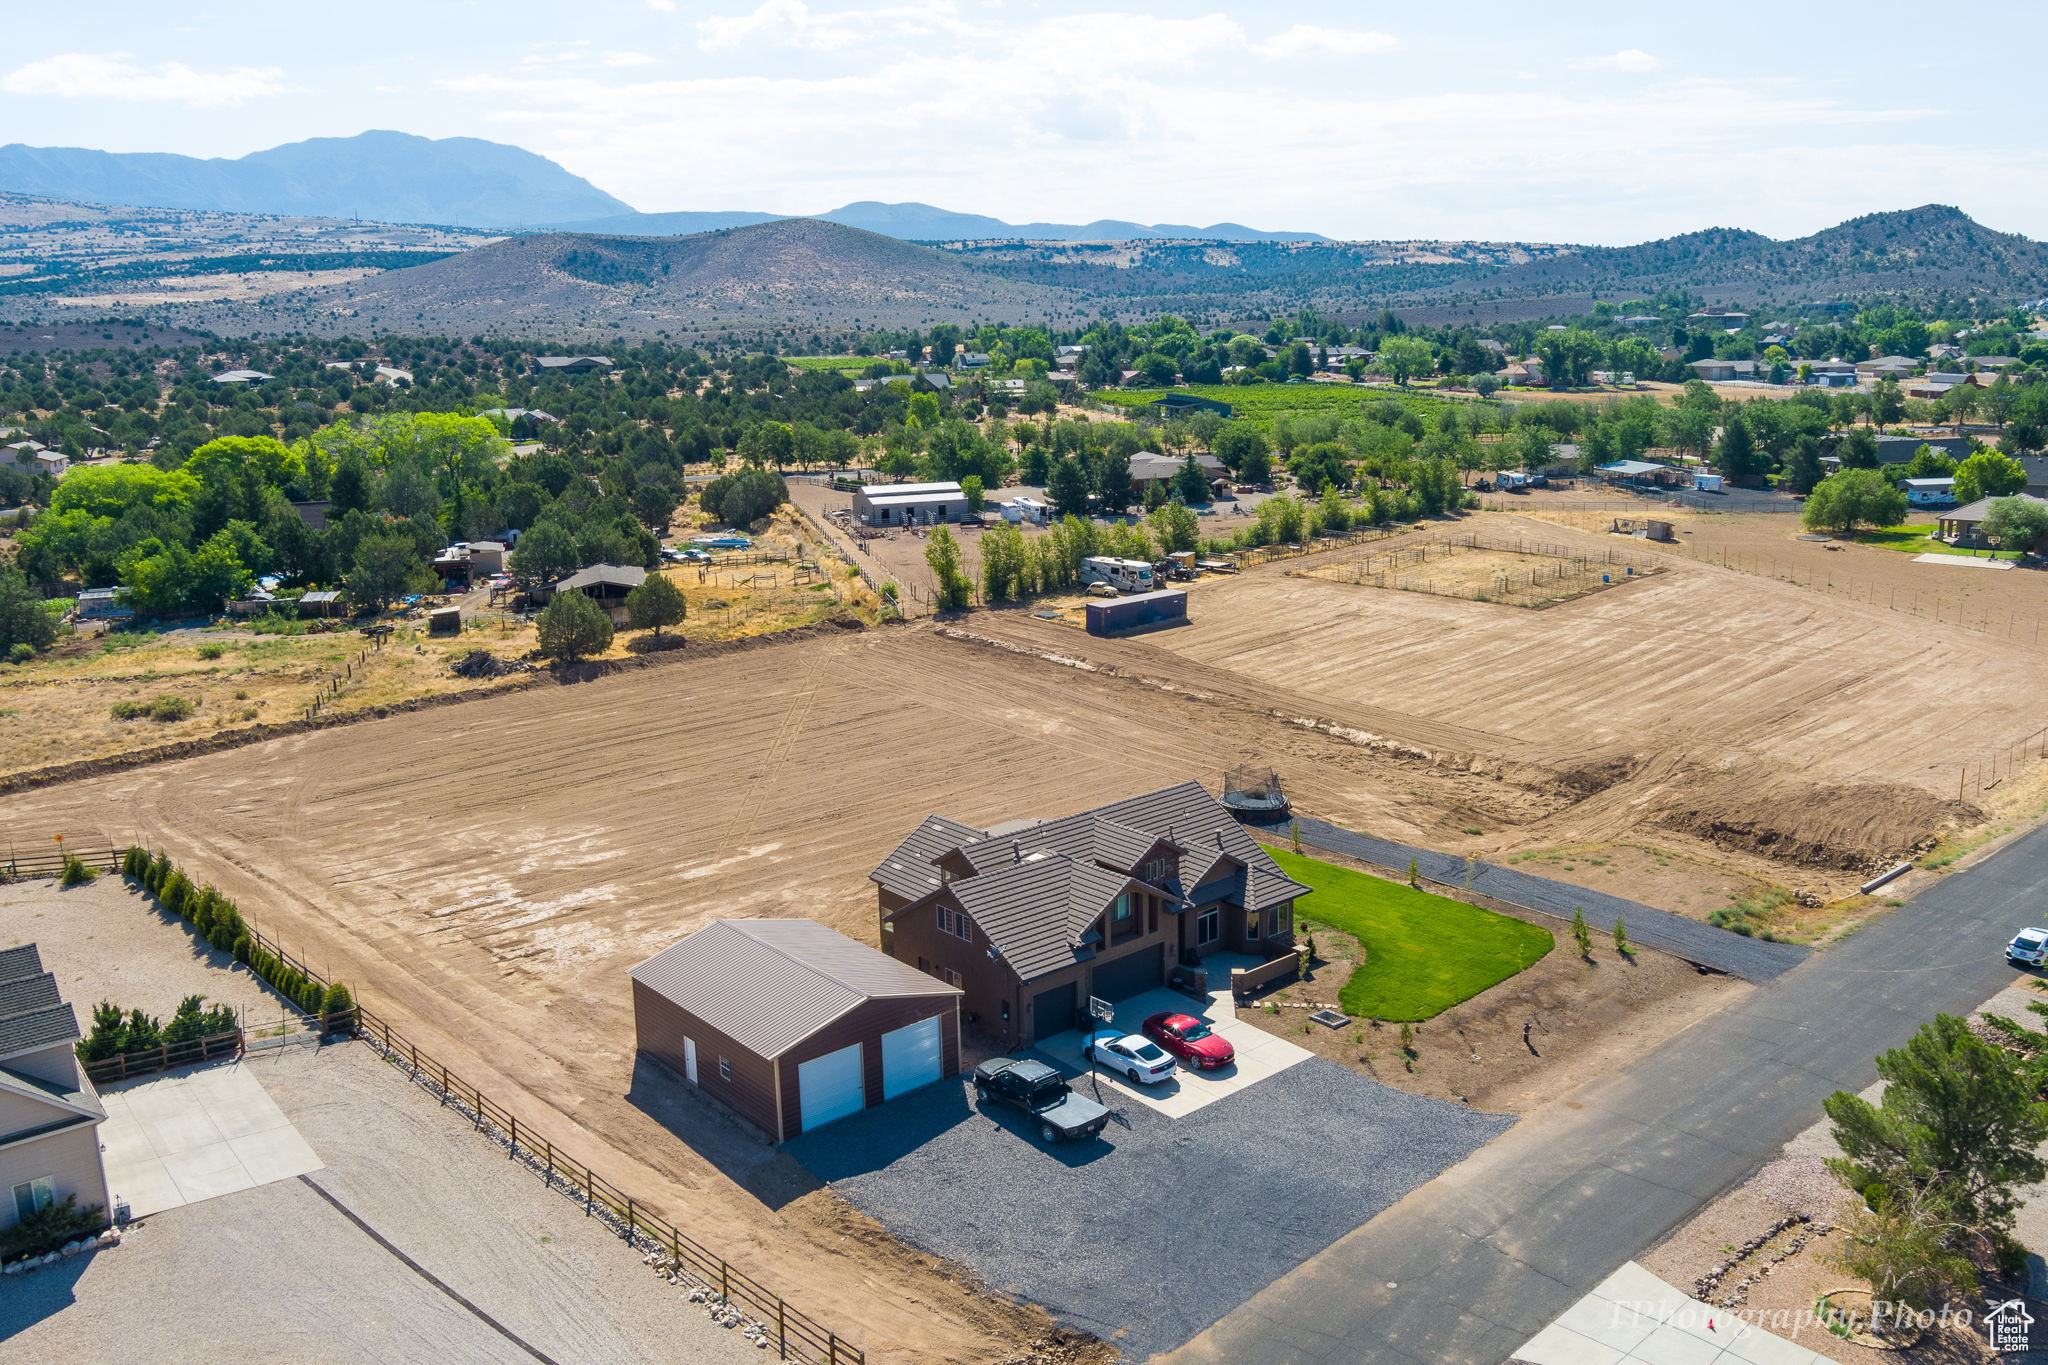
<box><xmin>1099</xmin><ymin>383</ymin><xmax>1453</xmax><ymax>431</ymax></box>
<box><xmin>784</xmin><ymin>356</ymin><xmax>890</xmax><ymax>374</ymax></box>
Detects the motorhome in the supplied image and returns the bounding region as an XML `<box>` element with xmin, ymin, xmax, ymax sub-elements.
<box><xmin>1080</xmin><ymin>557</ymin><xmax>1156</xmax><ymax>593</ymax></box>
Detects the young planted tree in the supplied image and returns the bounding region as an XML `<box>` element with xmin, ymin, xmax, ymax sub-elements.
<box><xmin>1613</xmin><ymin>918</ymin><xmax>1631</xmax><ymax>957</ymax></box>
<box><xmin>1570</xmin><ymin>907</ymin><xmax>1593</xmax><ymax>959</ymax></box>
<box><xmin>535</xmin><ymin>589</ymin><xmax>614</xmax><ymax>661</ymax></box>
<box><xmin>625</xmin><ymin>573</ymin><xmax>688</xmax><ymax>639</ymax></box>
<box><xmin>924</xmin><ymin>525</ymin><xmax>972</xmax><ymax>609</ymax></box>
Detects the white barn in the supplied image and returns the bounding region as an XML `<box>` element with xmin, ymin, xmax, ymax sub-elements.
<box><xmin>851</xmin><ymin>481</ymin><xmax>970</xmax><ymax>527</ymax></box>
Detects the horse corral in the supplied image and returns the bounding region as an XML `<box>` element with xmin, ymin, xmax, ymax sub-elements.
<box><xmin>1298</xmin><ymin>533</ymin><xmax>1666</xmax><ymax>608</ymax></box>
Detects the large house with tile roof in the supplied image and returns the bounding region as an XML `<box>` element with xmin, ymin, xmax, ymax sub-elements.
<box><xmin>870</xmin><ymin>781</ymin><xmax>1311</xmax><ymax>1048</ymax></box>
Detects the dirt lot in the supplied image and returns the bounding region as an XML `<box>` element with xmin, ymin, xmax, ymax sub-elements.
<box><xmin>1299</xmin><ymin>537</ymin><xmax>1666</xmax><ymax>608</ymax></box>
<box><xmin>962</xmin><ymin>507</ymin><xmax>2048</xmax><ymax>885</ymax></box>
<box><xmin>1236</xmin><ymin>846</ymin><xmax>1750</xmax><ymax>1113</ymax></box>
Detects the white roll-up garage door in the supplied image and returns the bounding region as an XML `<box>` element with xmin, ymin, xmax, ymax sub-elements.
<box><xmin>797</xmin><ymin>1043</ymin><xmax>865</xmax><ymax>1132</ymax></box>
<box><xmin>880</xmin><ymin>1016</ymin><xmax>943</xmax><ymax>1100</ymax></box>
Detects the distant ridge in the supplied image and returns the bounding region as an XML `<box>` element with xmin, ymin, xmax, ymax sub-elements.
<box><xmin>0</xmin><ymin>131</ymin><xmax>632</xmax><ymax>229</ymax></box>
<box><xmin>550</xmin><ymin>199</ymin><xmax>1328</xmax><ymax>244</ymax></box>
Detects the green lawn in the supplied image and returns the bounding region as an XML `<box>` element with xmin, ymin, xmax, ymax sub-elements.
<box><xmin>1265</xmin><ymin>846</ymin><xmax>1554</xmax><ymax>1021</ymax></box>
<box><xmin>1099</xmin><ymin>383</ymin><xmax>1450</xmax><ymax>432</ymax></box>
<box><xmin>1848</xmin><ymin>524</ymin><xmax>2020</xmax><ymax>560</ymax></box>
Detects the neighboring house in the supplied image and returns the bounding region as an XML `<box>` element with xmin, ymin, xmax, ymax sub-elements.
<box><xmin>1499</xmin><ymin>357</ymin><xmax>1547</xmax><ymax>386</ymax></box>
<box><xmin>535</xmin><ymin>564</ymin><xmax>646</xmax><ymax>624</ymax></box>
<box><xmin>530</xmin><ymin>356</ymin><xmax>613</xmax><ymax>374</ymax></box>
<box><xmin>211</xmin><ymin>369</ymin><xmax>274</xmax><ymax>384</ymax></box>
<box><xmin>2016</xmin><ymin>455</ymin><xmax>2048</xmax><ymax>500</ymax></box>
<box><xmin>74</xmin><ymin>587</ymin><xmax>133</xmax><ymax>621</ymax></box>
<box><xmin>851</xmin><ymin>480</ymin><xmax>969</xmax><ymax>527</ymax></box>
<box><xmin>984</xmin><ymin>377</ymin><xmax>1028</xmax><ymax>400</ymax></box>
<box><xmin>870</xmin><ymin>781</ymin><xmax>1313</xmax><ymax>1049</ymax></box>
<box><xmin>1594</xmin><ymin>459</ymin><xmax>1683</xmax><ymax>486</ymax></box>
<box><xmin>1873</xmin><ymin>434</ymin><xmax>1975</xmax><ymax>464</ymax></box>
<box><xmin>1900</xmin><ymin>477</ymin><xmax>1956</xmax><ymax>507</ymax></box>
<box><xmin>629</xmin><ymin>918</ymin><xmax>961</xmax><ymax>1142</ymax></box>
<box><xmin>3</xmin><ymin>437</ymin><xmax>45</xmax><ymax>466</ymax></box>
<box><xmin>1935</xmin><ymin>493</ymin><xmax>2048</xmax><ymax>544</ymax></box>
<box><xmin>1688</xmin><ymin>359</ymin><xmax>1755</xmax><ymax>382</ymax></box>
<box><xmin>1126</xmin><ymin>450</ymin><xmax>1228</xmax><ymax>493</ymax></box>
<box><xmin>1148</xmin><ymin>393</ymin><xmax>1233</xmax><ymax>419</ymax></box>
<box><xmin>476</xmin><ymin>407</ymin><xmax>558</xmax><ymax>425</ymax></box>
<box><xmin>954</xmin><ymin>352</ymin><xmax>992</xmax><ymax>370</ymax></box>
<box><xmin>323</xmin><ymin>361</ymin><xmax>412</xmax><ymax>385</ymax></box>
<box><xmin>1855</xmin><ymin>356</ymin><xmax>1917</xmax><ymax>380</ymax></box>
<box><xmin>31</xmin><ymin>450</ymin><xmax>66</xmax><ymax>478</ymax></box>
<box><xmin>0</xmin><ymin>945</ymin><xmax>110</xmax><ymax>1239</ymax></box>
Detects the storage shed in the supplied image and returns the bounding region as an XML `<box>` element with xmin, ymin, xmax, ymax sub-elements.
<box><xmin>1085</xmin><ymin>588</ymin><xmax>1188</xmax><ymax>636</ymax></box>
<box><xmin>630</xmin><ymin>919</ymin><xmax>962</xmax><ymax>1143</ymax></box>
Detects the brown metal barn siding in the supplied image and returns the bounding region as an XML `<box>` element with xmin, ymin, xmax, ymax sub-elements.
<box><xmin>631</xmin><ymin>979</ymin><xmax>781</xmax><ymax>1140</ymax></box>
<box><xmin>775</xmin><ymin>997</ymin><xmax>961</xmax><ymax>1141</ymax></box>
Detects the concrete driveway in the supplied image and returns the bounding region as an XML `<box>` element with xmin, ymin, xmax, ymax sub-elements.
<box><xmin>1031</xmin><ymin>956</ymin><xmax>1313</xmax><ymax>1118</ymax></box>
<box><xmin>100</xmin><ymin>1058</ymin><xmax>323</xmax><ymax>1218</ymax></box>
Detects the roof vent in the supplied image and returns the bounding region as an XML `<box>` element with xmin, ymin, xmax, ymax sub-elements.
<box><xmin>1012</xmin><ymin>841</ymin><xmax>1021</xmax><ymax>863</ymax></box>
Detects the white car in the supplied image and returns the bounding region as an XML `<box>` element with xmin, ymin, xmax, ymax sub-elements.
<box><xmin>2007</xmin><ymin>928</ymin><xmax>2047</xmax><ymax>967</ymax></box>
<box><xmin>1083</xmin><ymin>1031</ymin><xmax>1177</xmax><ymax>1085</ymax></box>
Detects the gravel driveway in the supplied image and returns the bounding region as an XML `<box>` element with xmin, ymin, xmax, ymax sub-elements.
<box><xmin>787</xmin><ymin>1056</ymin><xmax>1511</xmax><ymax>1361</ymax></box>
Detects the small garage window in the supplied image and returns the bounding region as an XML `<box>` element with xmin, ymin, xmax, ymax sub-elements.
<box><xmin>718</xmin><ymin>1056</ymin><xmax>732</xmax><ymax>1082</ymax></box>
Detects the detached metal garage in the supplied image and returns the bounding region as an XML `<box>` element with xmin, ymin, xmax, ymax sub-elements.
<box><xmin>629</xmin><ymin>919</ymin><xmax>962</xmax><ymax>1143</ymax></box>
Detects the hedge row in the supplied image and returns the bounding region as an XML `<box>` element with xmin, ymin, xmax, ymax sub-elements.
<box><xmin>121</xmin><ymin>845</ymin><xmax>355</xmax><ymax>1025</ymax></box>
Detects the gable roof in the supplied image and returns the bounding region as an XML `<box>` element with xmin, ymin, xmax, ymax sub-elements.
<box><xmin>0</xmin><ymin>969</ymin><xmax>61</xmax><ymax>1021</ymax></box>
<box><xmin>553</xmin><ymin>564</ymin><xmax>646</xmax><ymax>592</ymax></box>
<box><xmin>0</xmin><ymin>943</ymin><xmax>43</xmax><ymax>984</ymax></box>
<box><xmin>0</xmin><ymin>1002</ymin><xmax>81</xmax><ymax>1061</ymax></box>
<box><xmin>628</xmin><ymin>919</ymin><xmax>957</xmax><ymax>1059</ymax></box>
<box><xmin>870</xmin><ymin>780</ymin><xmax>1311</xmax><ymax>982</ymax></box>
<box><xmin>1943</xmin><ymin>492</ymin><xmax>2048</xmax><ymax>524</ymax></box>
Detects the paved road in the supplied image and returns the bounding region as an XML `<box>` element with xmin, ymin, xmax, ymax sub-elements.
<box><xmin>1159</xmin><ymin>821</ymin><xmax>2048</xmax><ymax>1365</ymax></box>
<box><xmin>1286</xmin><ymin>815</ymin><xmax>1808</xmax><ymax>982</ymax></box>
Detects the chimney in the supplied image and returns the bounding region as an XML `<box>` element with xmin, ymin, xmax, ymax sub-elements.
<box><xmin>1012</xmin><ymin>841</ymin><xmax>1021</xmax><ymax>863</ymax></box>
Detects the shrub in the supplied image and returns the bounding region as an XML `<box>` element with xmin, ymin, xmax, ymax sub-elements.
<box><xmin>195</xmin><ymin>643</ymin><xmax>226</xmax><ymax>660</ymax></box>
<box><xmin>59</xmin><ymin>854</ymin><xmax>97</xmax><ymax>887</ymax></box>
<box><xmin>208</xmin><ymin>900</ymin><xmax>245</xmax><ymax>952</ymax></box>
<box><xmin>191</xmin><ymin>887</ymin><xmax>219</xmax><ymax>939</ymax></box>
<box><xmin>6</xmin><ymin>642</ymin><xmax>33</xmax><ymax>665</ymax></box>
<box><xmin>1613</xmin><ymin>918</ymin><xmax>1631</xmax><ymax>956</ymax></box>
<box><xmin>297</xmin><ymin>980</ymin><xmax>324</xmax><ymax>1014</ymax></box>
<box><xmin>320</xmin><ymin>982</ymin><xmax>357</xmax><ymax>1031</ymax></box>
<box><xmin>150</xmin><ymin>695</ymin><xmax>196</xmax><ymax>721</ymax></box>
<box><xmin>1571</xmin><ymin>907</ymin><xmax>1594</xmax><ymax>959</ymax></box>
<box><xmin>232</xmin><ymin>933</ymin><xmax>252</xmax><ymax>964</ymax></box>
<box><xmin>0</xmin><ymin>1194</ymin><xmax>106</xmax><ymax>1261</ymax></box>
<box><xmin>158</xmin><ymin>870</ymin><xmax>193</xmax><ymax>917</ymax></box>
<box><xmin>121</xmin><ymin>845</ymin><xmax>147</xmax><ymax>879</ymax></box>
<box><xmin>146</xmin><ymin>851</ymin><xmax>171</xmax><ymax>893</ymax></box>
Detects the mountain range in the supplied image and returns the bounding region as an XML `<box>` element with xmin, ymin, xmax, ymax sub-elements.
<box><xmin>0</xmin><ymin>131</ymin><xmax>1325</xmax><ymax>241</ymax></box>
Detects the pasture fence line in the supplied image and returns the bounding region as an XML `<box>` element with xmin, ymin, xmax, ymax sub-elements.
<box><xmin>1957</xmin><ymin>721</ymin><xmax>2048</xmax><ymax>806</ymax></box>
<box><xmin>3</xmin><ymin>839</ymin><xmax>120</xmax><ymax>880</ymax></box>
<box><xmin>351</xmin><ymin>1007</ymin><xmax>863</xmax><ymax>1365</ymax></box>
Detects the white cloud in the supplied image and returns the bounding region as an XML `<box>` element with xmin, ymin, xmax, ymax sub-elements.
<box><xmin>1572</xmin><ymin>49</ymin><xmax>1660</xmax><ymax>73</ymax></box>
<box><xmin>607</xmin><ymin>52</ymin><xmax>659</xmax><ymax>67</ymax></box>
<box><xmin>1254</xmin><ymin>25</ymin><xmax>1399</xmax><ymax>59</ymax></box>
<box><xmin>695</xmin><ymin>0</ymin><xmax>970</xmax><ymax>52</ymax></box>
<box><xmin>696</xmin><ymin>0</ymin><xmax>814</xmax><ymax>50</ymax></box>
<box><xmin>1</xmin><ymin>52</ymin><xmax>287</xmax><ymax>107</ymax></box>
<box><xmin>647</xmin><ymin>0</ymin><xmax>676</xmax><ymax>10</ymax></box>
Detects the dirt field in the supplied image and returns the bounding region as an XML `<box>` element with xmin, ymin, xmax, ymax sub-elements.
<box><xmin>1298</xmin><ymin>536</ymin><xmax>1666</xmax><ymax>608</ymax></box>
<box><xmin>962</xmin><ymin>507</ymin><xmax>2048</xmax><ymax>881</ymax></box>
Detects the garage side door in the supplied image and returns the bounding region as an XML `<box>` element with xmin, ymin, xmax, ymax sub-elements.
<box><xmin>1092</xmin><ymin>945</ymin><xmax>1163</xmax><ymax>1001</ymax></box>
<box><xmin>797</xmin><ymin>1043</ymin><xmax>865</xmax><ymax>1132</ymax></box>
<box><xmin>880</xmin><ymin>1016</ymin><xmax>943</xmax><ymax>1100</ymax></box>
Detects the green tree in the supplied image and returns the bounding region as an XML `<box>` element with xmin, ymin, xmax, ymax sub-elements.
<box><xmin>1047</xmin><ymin>456</ymin><xmax>1092</xmax><ymax>519</ymax></box>
<box><xmin>1952</xmin><ymin>448</ymin><xmax>2027</xmax><ymax>504</ymax></box>
<box><xmin>1570</xmin><ymin>907</ymin><xmax>1593</xmax><ymax>959</ymax></box>
<box><xmin>1714</xmin><ymin>415</ymin><xmax>1764</xmax><ymax>481</ymax></box>
<box><xmin>1148</xmin><ymin>501</ymin><xmax>1199</xmax><ymax>554</ymax></box>
<box><xmin>959</xmin><ymin>474</ymin><xmax>985</xmax><ymax>514</ymax></box>
<box><xmin>1783</xmin><ymin>436</ymin><xmax>1826</xmax><ymax>495</ymax></box>
<box><xmin>1981</xmin><ymin>496</ymin><xmax>2048</xmax><ymax>552</ymax></box>
<box><xmin>699</xmin><ymin>466</ymin><xmax>787</xmax><ymax>527</ymax></box>
<box><xmin>1535</xmin><ymin>329</ymin><xmax>1603</xmax><ymax>388</ymax></box>
<box><xmin>1173</xmin><ymin>455</ymin><xmax>1212</xmax><ymax>505</ymax></box>
<box><xmin>1288</xmin><ymin>443</ymin><xmax>1351</xmax><ymax>494</ymax></box>
<box><xmin>346</xmin><ymin>530</ymin><xmax>433</xmax><ymax>610</ymax></box>
<box><xmin>1837</xmin><ymin>428</ymin><xmax>1879</xmax><ymax>469</ymax></box>
<box><xmin>979</xmin><ymin>520</ymin><xmax>1028</xmax><ymax>601</ymax></box>
<box><xmin>624</xmin><ymin>573</ymin><xmax>688</xmax><ymax>638</ymax></box>
<box><xmin>535</xmin><ymin>588</ymin><xmax>614</xmax><ymax>661</ymax></box>
<box><xmin>1377</xmin><ymin>336</ymin><xmax>1435</xmax><ymax>386</ymax></box>
<box><xmin>1801</xmin><ymin>468</ymin><xmax>1906</xmax><ymax>535</ymax></box>
<box><xmin>1823</xmin><ymin>1013</ymin><xmax>2048</xmax><ymax>1233</ymax></box>
<box><xmin>1827</xmin><ymin>1186</ymin><xmax>1973</xmax><ymax>1313</ymax></box>
<box><xmin>0</xmin><ymin>565</ymin><xmax>58</xmax><ymax>657</ymax></box>
<box><xmin>924</xmin><ymin>525</ymin><xmax>972</xmax><ymax>608</ymax></box>
<box><xmin>1212</xmin><ymin>422</ymin><xmax>1269</xmax><ymax>480</ymax></box>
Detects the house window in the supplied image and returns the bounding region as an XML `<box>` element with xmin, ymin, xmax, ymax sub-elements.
<box><xmin>938</xmin><ymin>906</ymin><xmax>973</xmax><ymax>941</ymax></box>
<box><xmin>1275</xmin><ymin>904</ymin><xmax>1293</xmax><ymax>937</ymax></box>
<box><xmin>1246</xmin><ymin>913</ymin><xmax>1261</xmax><ymax>939</ymax></box>
<box><xmin>1142</xmin><ymin>857</ymin><xmax>1170</xmax><ymax>883</ymax></box>
<box><xmin>1197</xmin><ymin>908</ymin><xmax>1220</xmax><ymax>946</ymax></box>
<box><xmin>717</xmin><ymin>1056</ymin><xmax>732</xmax><ymax>1082</ymax></box>
<box><xmin>943</xmin><ymin>967</ymin><xmax>961</xmax><ymax>988</ymax></box>
<box><xmin>1112</xmin><ymin>893</ymin><xmax>1132</xmax><ymax>922</ymax></box>
<box><xmin>11</xmin><ymin>1177</ymin><xmax>53</xmax><ymax>1222</ymax></box>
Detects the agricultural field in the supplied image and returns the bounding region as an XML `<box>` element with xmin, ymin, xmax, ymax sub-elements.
<box><xmin>1097</xmin><ymin>382</ymin><xmax>1451</xmax><ymax>430</ymax></box>
<box><xmin>1267</xmin><ymin>846</ymin><xmax>1554</xmax><ymax>1020</ymax></box>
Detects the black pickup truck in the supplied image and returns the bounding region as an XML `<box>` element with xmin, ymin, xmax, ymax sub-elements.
<box><xmin>971</xmin><ymin>1057</ymin><xmax>1112</xmax><ymax>1143</ymax></box>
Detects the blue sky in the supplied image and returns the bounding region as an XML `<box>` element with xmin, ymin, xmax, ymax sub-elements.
<box><xmin>4</xmin><ymin>1</ymin><xmax>2044</xmax><ymax>245</ymax></box>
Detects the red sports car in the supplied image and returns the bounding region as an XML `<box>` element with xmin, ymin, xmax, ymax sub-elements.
<box><xmin>1142</xmin><ymin>1011</ymin><xmax>1236</xmax><ymax>1070</ymax></box>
